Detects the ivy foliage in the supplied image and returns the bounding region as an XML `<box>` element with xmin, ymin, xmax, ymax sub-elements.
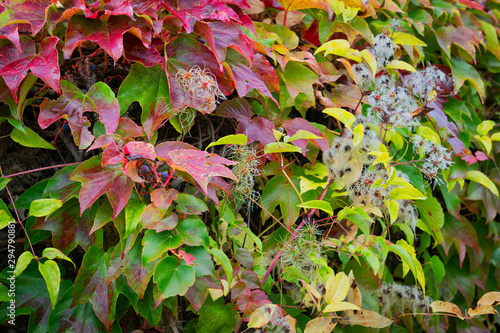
<box><xmin>0</xmin><ymin>0</ymin><xmax>500</xmax><ymax>332</ymax></box>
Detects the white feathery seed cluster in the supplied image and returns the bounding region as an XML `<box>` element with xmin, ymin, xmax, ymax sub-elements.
<box><xmin>348</xmin><ymin>168</ymin><xmax>418</xmax><ymax>229</ymax></box>
<box><xmin>323</xmin><ymin>127</ymin><xmax>380</xmax><ymax>188</ymax></box>
<box><xmin>223</xmin><ymin>145</ymin><xmax>262</xmax><ymax>204</ymax></box>
<box><xmin>280</xmin><ymin>222</ymin><xmax>324</xmax><ymax>274</ymax></box>
<box><xmin>369</xmin><ymin>33</ymin><xmax>396</xmax><ymax>68</ymax></box>
<box><xmin>404</xmin><ymin>65</ymin><xmax>454</xmax><ymax>102</ymax></box>
<box><xmin>176</xmin><ymin>66</ymin><xmax>226</xmax><ymax>110</ymax></box>
<box><xmin>376</xmin><ymin>283</ymin><xmax>432</xmax><ymax>315</ymax></box>
<box><xmin>352</xmin><ymin>63</ymin><xmax>375</xmax><ymax>90</ymax></box>
<box><xmin>411</xmin><ymin>135</ymin><xmax>453</xmax><ymax>186</ymax></box>
<box><xmin>367</xmin><ymin>74</ymin><xmax>420</xmax><ymax>129</ymax></box>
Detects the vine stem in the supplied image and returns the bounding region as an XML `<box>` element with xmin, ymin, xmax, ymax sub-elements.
<box><xmin>261</xmin><ymin>218</ymin><xmax>307</xmax><ymax>285</ymax></box>
<box><xmin>261</xmin><ymin>175</ymin><xmax>333</xmax><ymax>285</ymax></box>
<box><xmin>1</xmin><ymin>162</ymin><xmax>81</xmax><ymax>178</ymax></box>
<box><xmin>5</xmin><ymin>185</ymin><xmax>38</xmax><ymax>262</ymax></box>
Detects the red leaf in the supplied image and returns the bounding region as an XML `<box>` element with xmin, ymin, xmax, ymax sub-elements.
<box><xmin>238</xmin><ymin>116</ymin><xmax>276</xmax><ymax>146</ymax></box>
<box><xmin>70</xmin><ymin>156</ymin><xmax>135</xmax><ymax>218</ymax></box>
<box><xmin>435</xmin><ymin>25</ymin><xmax>480</xmax><ymax>59</ymax></box>
<box><xmin>282</xmin><ymin>117</ymin><xmax>329</xmax><ymax>151</ymax></box>
<box><xmin>0</xmin><ymin>37</ymin><xmax>59</xmax><ymax>101</ymax></box>
<box><xmin>39</xmin><ymin>80</ymin><xmax>120</xmax><ymax>149</ymax></box>
<box><xmin>442</xmin><ymin>214</ymin><xmax>479</xmax><ymax>268</ymax></box>
<box><xmin>163</xmin><ymin>0</ymin><xmax>241</xmax><ymax>33</ymax></box>
<box><xmin>102</xmin><ymin>142</ymin><xmax>124</xmax><ymax>165</ymax></box>
<box><xmin>0</xmin><ymin>0</ymin><xmax>51</xmax><ymax>35</ymax></box>
<box><xmin>224</xmin><ymin>50</ymin><xmax>279</xmax><ymax>105</ymax></box>
<box><xmin>123</xmin><ymin>141</ymin><xmax>156</xmax><ymax>161</ymax></box>
<box><xmin>194</xmin><ymin>21</ymin><xmax>255</xmax><ymax>68</ymax></box>
<box><xmin>475</xmin><ymin>151</ymin><xmax>489</xmax><ymax>161</ymax></box>
<box><xmin>141</xmin><ymin>207</ymin><xmax>178</xmax><ymax>232</ymax></box>
<box><xmin>151</xmin><ymin>188</ymin><xmax>178</xmax><ymax>211</ymax></box>
<box><xmin>215</xmin><ymin>97</ymin><xmax>253</xmax><ymax>122</ymax></box>
<box><xmin>129</xmin><ymin>0</ymin><xmax>165</xmax><ymax>17</ymax></box>
<box><xmin>63</xmin><ymin>15</ymin><xmax>152</xmax><ymax>62</ymax></box>
<box><xmin>0</xmin><ymin>25</ymin><xmax>21</xmax><ymax>51</ymax></box>
<box><xmin>156</xmin><ymin>143</ymin><xmax>237</xmax><ymax>195</ymax></box>
<box><xmin>101</xmin><ymin>0</ymin><xmax>135</xmax><ymax>18</ymax></box>
<box><xmin>178</xmin><ymin>249</ymin><xmax>196</xmax><ymax>266</ymax></box>
<box><xmin>233</xmin><ymin>286</ymin><xmax>272</xmax><ymax>318</ymax></box>
<box><xmin>122</xmin><ymin>238</ymin><xmax>157</xmax><ymax>298</ymax></box>
<box><xmin>124</xmin><ymin>37</ymin><xmax>164</xmax><ymax>68</ymax></box>
<box><xmin>31</xmin><ymin>199</ymin><xmax>99</xmax><ymax>254</ymax></box>
<box><xmin>72</xmin><ymin>246</ymin><xmax>118</xmax><ymax>330</ymax></box>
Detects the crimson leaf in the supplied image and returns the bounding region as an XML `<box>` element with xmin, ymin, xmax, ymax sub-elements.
<box><xmin>63</xmin><ymin>15</ymin><xmax>152</xmax><ymax>62</ymax></box>
<box><xmin>39</xmin><ymin>80</ymin><xmax>120</xmax><ymax>149</ymax></box>
<box><xmin>70</xmin><ymin>156</ymin><xmax>134</xmax><ymax>218</ymax></box>
<box><xmin>0</xmin><ymin>37</ymin><xmax>59</xmax><ymax>101</ymax></box>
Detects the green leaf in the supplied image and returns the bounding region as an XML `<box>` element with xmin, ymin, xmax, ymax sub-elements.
<box><xmin>184</xmin><ymin>246</ymin><xmax>216</xmax><ymax>277</ymax></box>
<box><xmin>323</xmin><ymin>107</ymin><xmax>356</xmax><ymax>129</ymax></box>
<box><xmin>417</xmin><ymin>194</ymin><xmax>444</xmax><ymax>244</ymax></box>
<box><xmin>430</xmin><ymin>255</ymin><xmax>445</xmax><ymax>285</ymax></box>
<box><xmin>14</xmin><ymin>251</ymin><xmax>35</xmax><ymax>277</ymax></box>
<box><xmin>194</xmin><ymin>297</ymin><xmax>237</xmax><ymax>333</ymax></box>
<box><xmin>206</xmin><ymin>134</ymin><xmax>248</xmax><ymax>150</ymax></box>
<box><xmin>388</xmin><ymin>242</ymin><xmax>425</xmax><ymax>293</ymax></box>
<box><xmin>29</xmin><ymin>198</ymin><xmax>63</xmax><ymax>217</ymax></box>
<box><xmin>142</xmin><ymin>230</ymin><xmax>183</xmax><ymax>266</ymax></box>
<box><xmin>117</xmin><ymin>63</ymin><xmax>171</xmax><ymax>139</ymax></box>
<box><xmin>42</xmin><ymin>247</ymin><xmax>75</xmax><ymax>267</ymax></box>
<box><xmin>38</xmin><ymin>260</ymin><xmax>61</xmax><ymax>309</ymax></box>
<box><xmin>176</xmin><ymin>218</ymin><xmax>209</xmax><ymax>246</ymax></box>
<box><xmin>449</xmin><ymin>57</ymin><xmax>485</xmax><ymax>102</ymax></box>
<box><xmin>153</xmin><ymin>256</ymin><xmax>195</xmax><ymax>298</ymax></box>
<box><xmin>297</xmin><ymin>200</ymin><xmax>333</xmax><ymax>215</ymax></box>
<box><xmin>209</xmin><ymin>248</ymin><xmax>233</xmax><ymax>287</ymax></box>
<box><xmin>0</xmin><ymin>178</ymin><xmax>11</xmax><ymax>191</ymax></box>
<box><xmin>477</xmin><ymin>120</ymin><xmax>495</xmax><ymax>136</ymax></box>
<box><xmin>465</xmin><ymin>171</ymin><xmax>499</xmax><ymax>198</ymax></box>
<box><xmin>175</xmin><ymin>193</ymin><xmax>208</xmax><ymax>215</ymax></box>
<box><xmin>260</xmin><ymin>175</ymin><xmax>301</xmax><ymax>228</ymax></box>
<box><xmin>71</xmin><ymin>245</ymin><xmax>118</xmax><ymax>329</ymax></box>
<box><xmin>10</xmin><ymin>126</ymin><xmax>56</xmax><ymax>150</ymax></box>
<box><xmin>0</xmin><ymin>209</ymin><xmax>14</xmax><ymax>230</ymax></box>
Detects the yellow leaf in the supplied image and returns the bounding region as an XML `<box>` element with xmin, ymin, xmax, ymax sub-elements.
<box><xmin>391</xmin><ymin>32</ymin><xmax>427</xmax><ymax>46</ymax></box>
<box><xmin>468</xmin><ymin>305</ymin><xmax>498</xmax><ymax>318</ymax></box>
<box><xmin>323</xmin><ymin>108</ymin><xmax>356</xmax><ymax>129</ymax></box>
<box><xmin>491</xmin><ymin>132</ymin><xmax>500</xmax><ymax>141</ymax></box>
<box><xmin>465</xmin><ymin>170</ymin><xmax>499</xmax><ymax>198</ymax></box>
<box><xmin>360</xmin><ymin>50</ymin><xmax>377</xmax><ymax>77</ymax></box>
<box><xmin>417</xmin><ymin>126</ymin><xmax>441</xmax><ymax>145</ymax></box>
<box><xmin>324</xmin><ymin>272</ymin><xmax>350</xmax><ymax>304</ymax></box>
<box><xmin>248</xmin><ymin>304</ymin><xmax>278</xmax><ymax>328</ymax></box>
<box><xmin>386</xmin><ymin>60</ymin><xmax>417</xmax><ymax>73</ymax></box>
<box><xmin>300</xmin><ymin>279</ymin><xmax>322</xmax><ymax>310</ymax></box>
<box><xmin>477</xmin><ymin>291</ymin><xmax>500</xmax><ymax>307</ymax></box>
<box><xmin>352</xmin><ymin>124</ymin><xmax>364</xmax><ymax>147</ymax></box>
<box><xmin>304</xmin><ymin>317</ymin><xmax>337</xmax><ymax>333</ymax></box>
<box><xmin>344</xmin><ymin>309</ymin><xmax>393</xmax><ymax>328</ymax></box>
<box><xmin>278</xmin><ymin>0</ymin><xmax>331</xmax><ymax>13</ymax></box>
<box><xmin>386</xmin><ymin>199</ymin><xmax>399</xmax><ymax>224</ymax></box>
<box><xmin>430</xmin><ymin>301</ymin><xmax>465</xmax><ymax>319</ymax></box>
<box><xmin>324</xmin><ymin>301</ymin><xmax>360</xmax><ymax>312</ymax></box>
<box><xmin>315</xmin><ymin>39</ymin><xmax>362</xmax><ymax>62</ymax></box>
